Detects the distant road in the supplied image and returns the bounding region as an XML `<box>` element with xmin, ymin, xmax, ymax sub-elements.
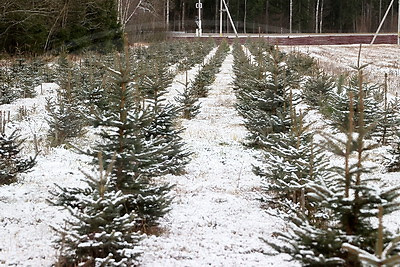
<box><xmin>171</xmin><ymin>32</ymin><xmax>398</xmax><ymax>45</ymax></box>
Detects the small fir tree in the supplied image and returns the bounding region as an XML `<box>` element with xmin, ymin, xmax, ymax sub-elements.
<box><xmin>90</xmin><ymin>47</ymin><xmax>173</xmax><ymax>229</ymax></box>
<box><xmin>0</xmin><ymin>67</ymin><xmax>19</xmax><ymax>105</ymax></box>
<box><xmin>302</xmin><ymin>71</ymin><xmax>335</xmax><ymax>107</ymax></box>
<box><xmin>191</xmin><ymin>41</ymin><xmax>229</xmax><ymax>98</ymax></box>
<box><xmin>255</xmin><ymin>109</ymin><xmax>328</xmax><ymax>212</ymax></box>
<box><xmin>138</xmin><ymin>55</ymin><xmax>190</xmax><ymax>175</ymax></box>
<box><xmin>343</xmin><ymin>206</ymin><xmax>400</xmax><ymax>266</ymax></box>
<box><xmin>374</xmin><ymin>74</ymin><xmax>400</xmax><ymax>145</ymax></box>
<box><xmin>175</xmin><ymin>70</ymin><xmax>201</xmax><ymax>120</ymax></box>
<box><xmin>234</xmin><ymin>46</ymin><xmax>292</xmax><ymax>146</ymax></box>
<box><xmin>46</xmin><ymin>66</ymin><xmax>85</xmax><ymax>147</ymax></box>
<box><xmin>0</xmin><ymin>130</ymin><xmax>37</xmax><ymax>185</ymax></box>
<box><xmin>387</xmin><ymin>131</ymin><xmax>400</xmax><ymax>172</ymax></box>
<box><xmin>75</xmin><ymin>55</ymin><xmax>109</xmax><ymax>115</ymax></box>
<box><xmin>54</xmin><ymin>153</ymin><xmax>142</xmax><ymax>266</ymax></box>
<box><xmin>327</xmin><ymin>72</ymin><xmax>383</xmax><ymax>134</ymax></box>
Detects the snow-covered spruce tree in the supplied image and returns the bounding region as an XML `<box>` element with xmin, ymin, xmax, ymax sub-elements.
<box><xmin>342</xmin><ymin>206</ymin><xmax>400</xmax><ymax>266</ymax></box>
<box><xmin>265</xmin><ymin>211</ymin><xmax>346</xmax><ymax>266</ymax></box>
<box><xmin>0</xmin><ymin>67</ymin><xmax>19</xmax><ymax>105</ymax></box>
<box><xmin>246</xmin><ymin>40</ymin><xmax>274</xmax><ymax>64</ymax></box>
<box><xmin>285</xmin><ymin>51</ymin><xmax>317</xmax><ymax>78</ymax></box>
<box><xmin>46</xmin><ymin>65</ymin><xmax>85</xmax><ymax>147</ymax></box>
<box><xmin>266</xmin><ymin>71</ymin><xmax>400</xmax><ymax>266</ymax></box>
<box><xmin>0</xmin><ymin>130</ymin><xmax>37</xmax><ymax>185</ymax></box>
<box><xmin>191</xmin><ymin>63</ymin><xmax>215</xmax><ymax>98</ymax></box>
<box><xmin>177</xmin><ymin>40</ymin><xmax>216</xmax><ymax>72</ymax></box>
<box><xmin>90</xmin><ymin>47</ymin><xmax>173</xmax><ymax>230</ymax></box>
<box><xmin>374</xmin><ymin>74</ymin><xmax>400</xmax><ymax>145</ymax></box>
<box><xmin>387</xmin><ymin>130</ymin><xmax>400</xmax><ymax>172</ymax></box>
<box><xmin>22</xmin><ymin>58</ymin><xmax>46</xmax><ymax>94</ymax></box>
<box><xmin>8</xmin><ymin>59</ymin><xmax>36</xmax><ymax>99</ymax></box>
<box><xmin>191</xmin><ymin>41</ymin><xmax>229</xmax><ymax>98</ymax></box>
<box><xmin>308</xmin><ymin>78</ymin><xmax>400</xmax><ymax>265</ymax></box>
<box><xmin>75</xmin><ymin>55</ymin><xmax>109</xmax><ymax>115</ymax></box>
<box><xmin>54</xmin><ymin>153</ymin><xmax>142</xmax><ymax>266</ymax></box>
<box><xmin>302</xmin><ymin>71</ymin><xmax>335</xmax><ymax>107</ymax></box>
<box><xmin>175</xmin><ymin>70</ymin><xmax>201</xmax><ymax>120</ymax></box>
<box><xmin>138</xmin><ymin>56</ymin><xmax>190</xmax><ymax>175</ymax></box>
<box><xmin>254</xmin><ymin>101</ymin><xmax>330</xmax><ymax>213</ymax></box>
<box><xmin>235</xmin><ymin>46</ymin><xmax>292</xmax><ymax>146</ymax></box>
<box><xmin>327</xmin><ymin>71</ymin><xmax>383</xmax><ymax>135</ymax></box>
<box><xmin>232</xmin><ymin>42</ymin><xmax>259</xmax><ymax>94</ymax></box>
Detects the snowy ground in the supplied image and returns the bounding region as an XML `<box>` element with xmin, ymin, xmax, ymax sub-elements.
<box><xmin>282</xmin><ymin>44</ymin><xmax>400</xmax><ymax>94</ymax></box>
<box><xmin>0</xmin><ymin>84</ymin><xmax>91</xmax><ymax>265</ymax></box>
<box><xmin>0</xmin><ymin>44</ymin><xmax>399</xmax><ymax>266</ymax></box>
<box><xmin>139</xmin><ymin>50</ymin><xmax>294</xmax><ymax>266</ymax></box>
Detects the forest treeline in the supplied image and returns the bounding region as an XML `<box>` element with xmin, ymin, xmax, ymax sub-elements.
<box><xmin>170</xmin><ymin>0</ymin><xmax>399</xmax><ymax>34</ymax></box>
<box><xmin>1</xmin><ymin>0</ymin><xmax>399</xmax><ymax>54</ymax></box>
<box><xmin>0</xmin><ymin>0</ymin><xmax>121</xmax><ymax>54</ymax></box>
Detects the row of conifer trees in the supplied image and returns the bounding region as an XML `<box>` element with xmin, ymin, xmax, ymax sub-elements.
<box><xmin>232</xmin><ymin>41</ymin><xmax>400</xmax><ymax>266</ymax></box>
<box><xmin>47</xmin><ymin>40</ymin><xmax>222</xmax><ymax>265</ymax></box>
<box><xmin>0</xmin><ymin>39</ymin><xmax>221</xmax><ymax>265</ymax></box>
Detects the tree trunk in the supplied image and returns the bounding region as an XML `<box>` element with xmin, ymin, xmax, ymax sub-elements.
<box><xmin>226</xmin><ymin>0</ymin><xmax>230</xmax><ymax>33</ymax></box>
<box><xmin>181</xmin><ymin>1</ymin><xmax>186</xmax><ymax>32</ymax></box>
<box><xmin>290</xmin><ymin>0</ymin><xmax>293</xmax><ymax>33</ymax></box>
<box><xmin>215</xmin><ymin>0</ymin><xmax>218</xmax><ymax>32</ymax></box>
<box><xmin>265</xmin><ymin>0</ymin><xmax>269</xmax><ymax>33</ymax></box>
<box><xmin>166</xmin><ymin>0</ymin><xmax>170</xmax><ymax>30</ymax></box>
<box><xmin>244</xmin><ymin>0</ymin><xmax>247</xmax><ymax>33</ymax></box>
<box><xmin>315</xmin><ymin>0</ymin><xmax>320</xmax><ymax>33</ymax></box>
<box><xmin>319</xmin><ymin>0</ymin><xmax>324</xmax><ymax>33</ymax></box>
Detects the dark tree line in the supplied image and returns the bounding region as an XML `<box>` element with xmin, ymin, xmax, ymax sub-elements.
<box><xmin>0</xmin><ymin>0</ymin><xmax>121</xmax><ymax>54</ymax></box>
<box><xmin>167</xmin><ymin>0</ymin><xmax>399</xmax><ymax>34</ymax></box>
<box><xmin>1</xmin><ymin>0</ymin><xmax>399</xmax><ymax>54</ymax></box>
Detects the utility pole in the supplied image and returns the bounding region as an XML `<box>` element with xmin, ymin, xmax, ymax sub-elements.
<box><xmin>371</xmin><ymin>0</ymin><xmax>395</xmax><ymax>44</ymax></box>
<box><xmin>222</xmin><ymin>0</ymin><xmax>238</xmax><ymax>37</ymax></box>
<box><xmin>196</xmin><ymin>0</ymin><xmax>203</xmax><ymax>36</ymax></box>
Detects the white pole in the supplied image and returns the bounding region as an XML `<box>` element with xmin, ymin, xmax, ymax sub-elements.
<box><xmin>198</xmin><ymin>0</ymin><xmax>202</xmax><ymax>37</ymax></box>
<box><xmin>220</xmin><ymin>0</ymin><xmax>223</xmax><ymax>36</ymax></box>
<box><xmin>222</xmin><ymin>0</ymin><xmax>238</xmax><ymax>37</ymax></box>
<box><xmin>371</xmin><ymin>0</ymin><xmax>395</xmax><ymax>45</ymax></box>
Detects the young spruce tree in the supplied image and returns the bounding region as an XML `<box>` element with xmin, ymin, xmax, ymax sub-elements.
<box><xmin>54</xmin><ymin>153</ymin><xmax>142</xmax><ymax>266</ymax></box>
<box><xmin>46</xmin><ymin>57</ymin><xmax>84</xmax><ymax>147</ymax></box>
<box><xmin>0</xmin><ymin>130</ymin><xmax>37</xmax><ymax>185</ymax></box>
<box><xmin>90</xmin><ymin>46</ymin><xmax>173</xmax><ymax>230</ymax></box>
<box><xmin>140</xmin><ymin>57</ymin><xmax>190</xmax><ymax>175</ymax></box>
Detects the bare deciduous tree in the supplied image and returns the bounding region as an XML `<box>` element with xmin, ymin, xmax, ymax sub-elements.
<box><xmin>116</xmin><ymin>0</ymin><xmax>159</xmax><ymax>31</ymax></box>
